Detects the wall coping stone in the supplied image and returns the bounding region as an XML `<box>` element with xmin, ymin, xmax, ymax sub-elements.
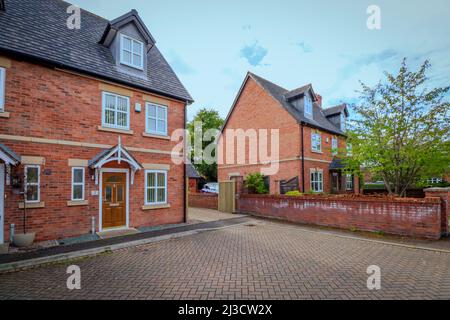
<box><xmin>240</xmin><ymin>193</ymin><xmax>441</xmax><ymax>204</ymax></box>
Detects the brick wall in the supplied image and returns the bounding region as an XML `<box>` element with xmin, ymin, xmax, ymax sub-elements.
<box><xmin>189</xmin><ymin>193</ymin><xmax>218</xmax><ymax>210</ymax></box>
<box><xmin>0</xmin><ymin>56</ymin><xmax>187</xmax><ymax>242</ymax></box>
<box><xmin>188</xmin><ymin>178</ymin><xmax>198</xmax><ymax>194</ymax></box>
<box><xmin>239</xmin><ymin>194</ymin><xmax>443</xmax><ymax>239</ymax></box>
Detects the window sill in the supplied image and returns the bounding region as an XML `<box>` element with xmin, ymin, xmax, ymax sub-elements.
<box><xmin>142</xmin><ymin>204</ymin><xmax>171</xmax><ymax>210</ymax></box>
<box><xmin>97</xmin><ymin>126</ymin><xmax>134</xmax><ymax>135</ymax></box>
<box><xmin>0</xmin><ymin>111</ymin><xmax>10</xmax><ymax>118</ymax></box>
<box><xmin>120</xmin><ymin>61</ymin><xmax>144</xmax><ymax>71</ymax></box>
<box><xmin>311</xmin><ymin>150</ymin><xmax>323</xmax><ymax>154</ymax></box>
<box><xmin>142</xmin><ymin>132</ymin><xmax>171</xmax><ymax>140</ymax></box>
<box><xmin>67</xmin><ymin>200</ymin><xmax>89</xmax><ymax>207</ymax></box>
<box><xmin>18</xmin><ymin>202</ymin><xmax>45</xmax><ymax>209</ymax></box>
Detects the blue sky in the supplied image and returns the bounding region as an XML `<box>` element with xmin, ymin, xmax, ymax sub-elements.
<box><xmin>70</xmin><ymin>0</ymin><xmax>450</xmax><ymax>120</ymax></box>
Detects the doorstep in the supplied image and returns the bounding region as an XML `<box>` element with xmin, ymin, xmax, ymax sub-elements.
<box><xmin>97</xmin><ymin>228</ymin><xmax>140</xmax><ymax>239</ymax></box>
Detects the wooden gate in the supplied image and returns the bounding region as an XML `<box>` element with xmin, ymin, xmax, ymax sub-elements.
<box><xmin>218</xmin><ymin>180</ymin><xmax>236</xmax><ymax>213</ymax></box>
<box><xmin>280</xmin><ymin>177</ymin><xmax>299</xmax><ymax>194</ymax></box>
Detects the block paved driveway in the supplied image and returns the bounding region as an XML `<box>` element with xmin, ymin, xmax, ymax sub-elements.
<box><xmin>1</xmin><ymin>218</ymin><xmax>450</xmax><ymax>300</ymax></box>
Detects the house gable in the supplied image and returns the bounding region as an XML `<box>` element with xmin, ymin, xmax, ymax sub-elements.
<box><xmin>219</xmin><ymin>73</ymin><xmax>301</xmax><ymax>164</ymax></box>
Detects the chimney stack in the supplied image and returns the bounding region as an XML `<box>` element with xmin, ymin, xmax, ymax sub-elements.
<box><xmin>315</xmin><ymin>94</ymin><xmax>323</xmax><ymax>108</ymax></box>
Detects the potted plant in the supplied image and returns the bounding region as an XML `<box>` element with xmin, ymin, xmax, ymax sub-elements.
<box><xmin>13</xmin><ymin>172</ymin><xmax>36</xmax><ymax>247</ymax></box>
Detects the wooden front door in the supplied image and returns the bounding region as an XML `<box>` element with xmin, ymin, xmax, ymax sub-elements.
<box><xmin>331</xmin><ymin>172</ymin><xmax>340</xmax><ymax>193</ymax></box>
<box><xmin>102</xmin><ymin>172</ymin><xmax>127</xmax><ymax>229</ymax></box>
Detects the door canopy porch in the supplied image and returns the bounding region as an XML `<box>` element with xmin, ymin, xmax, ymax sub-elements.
<box><xmin>0</xmin><ymin>143</ymin><xmax>20</xmax><ymax>166</ymax></box>
<box><xmin>89</xmin><ymin>137</ymin><xmax>142</xmax><ymax>185</ymax></box>
<box><xmin>329</xmin><ymin>158</ymin><xmax>345</xmax><ymax>171</ymax></box>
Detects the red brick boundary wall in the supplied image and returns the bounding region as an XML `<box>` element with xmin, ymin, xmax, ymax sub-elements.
<box><xmin>239</xmin><ymin>194</ymin><xmax>444</xmax><ymax>239</ymax></box>
<box><xmin>189</xmin><ymin>193</ymin><xmax>218</xmax><ymax>210</ymax></box>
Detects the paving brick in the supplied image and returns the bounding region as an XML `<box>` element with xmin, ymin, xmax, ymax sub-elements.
<box><xmin>0</xmin><ymin>219</ymin><xmax>449</xmax><ymax>299</ymax></box>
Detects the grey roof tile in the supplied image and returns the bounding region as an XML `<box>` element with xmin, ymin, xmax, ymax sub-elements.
<box><xmin>186</xmin><ymin>164</ymin><xmax>201</xmax><ymax>179</ymax></box>
<box><xmin>248</xmin><ymin>73</ymin><xmax>346</xmax><ymax>136</ymax></box>
<box><xmin>0</xmin><ymin>0</ymin><xmax>193</xmax><ymax>102</ymax></box>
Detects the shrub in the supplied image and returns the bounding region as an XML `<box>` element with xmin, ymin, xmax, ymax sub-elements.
<box><xmin>245</xmin><ymin>173</ymin><xmax>268</xmax><ymax>194</ymax></box>
<box><xmin>285</xmin><ymin>190</ymin><xmax>303</xmax><ymax>196</ymax></box>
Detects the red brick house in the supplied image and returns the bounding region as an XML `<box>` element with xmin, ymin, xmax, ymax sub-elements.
<box><xmin>218</xmin><ymin>72</ymin><xmax>357</xmax><ymax>194</ymax></box>
<box><xmin>0</xmin><ymin>0</ymin><xmax>193</xmax><ymax>243</ymax></box>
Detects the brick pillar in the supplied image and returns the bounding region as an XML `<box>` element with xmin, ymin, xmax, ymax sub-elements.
<box><xmin>425</xmin><ymin>187</ymin><xmax>449</xmax><ymax>236</ymax></box>
<box><xmin>230</xmin><ymin>176</ymin><xmax>244</xmax><ymax>213</ymax></box>
<box><xmin>354</xmin><ymin>175</ymin><xmax>360</xmax><ymax>195</ymax></box>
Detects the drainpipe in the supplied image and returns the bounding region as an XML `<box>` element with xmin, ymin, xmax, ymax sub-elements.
<box><xmin>183</xmin><ymin>101</ymin><xmax>188</xmax><ymax>223</ymax></box>
<box><xmin>300</xmin><ymin>122</ymin><xmax>305</xmax><ymax>193</ymax></box>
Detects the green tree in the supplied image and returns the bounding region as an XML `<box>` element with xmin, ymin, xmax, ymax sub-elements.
<box><xmin>346</xmin><ymin>59</ymin><xmax>449</xmax><ymax>196</ymax></box>
<box><xmin>187</xmin><ymin>108</ymin><xmax>224</xmax><ymax>181</ymax></box>
<box><xmin>245</xmin><ymin>173</ymin><xmax>268</xmax><ymax>194</ymax></box>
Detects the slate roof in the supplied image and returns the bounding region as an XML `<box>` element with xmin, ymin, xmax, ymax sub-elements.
<box><xmin>323</xmin><ymin>104</ymin><xmax>349</xmax><ymax>117</ymax></box>
<box><xmin>0</xmin><ymin>0</ymin><xmax>193</xmax><ymax>102</ymax></box>
<box><xmin>284</xmin><ymin>83</ymin><xmax>313</xmax><ymax>101</ymax></box>
<box><xmin>329</xmin><ymin>158</ymin><xmax>345</xmax><ymax>170</ymax></box>
<box><xmin>248</xmin><ymin>73</ymin><xmax>346</xmax><ymax>136</ymax></box>
<box><xmin>186</xmin><ymin>164</ymin><xmax>201</xmax><ymax>179</ymax></box>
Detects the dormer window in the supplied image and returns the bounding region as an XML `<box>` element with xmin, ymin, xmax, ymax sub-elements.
<box><xmin>340</xmin><ymin>113</ymin><xmax>347</xmax><ymax>132</ymax></box>
<box><xmin>304</xmin><ymin>94</ymin><xmax>313</xmax><ymax>119</ymax></box>
<box><xmin>120</xmin><ymin>34</ymin><xmax>144</xmax><ymax>70</ymax></box>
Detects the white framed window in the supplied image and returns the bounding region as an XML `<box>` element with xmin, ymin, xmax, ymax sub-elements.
<box><xmin>347</xmin><ymin>143</ymin><xmax>353</xmax><ymax>156</ymax></box>
<box><xmin>145</xmin><ymin>103</ymin><xmax>168</xmax><ymax>136</ymax></box>
<box><xmin>428</xmin><ymin>177</ymin><xmax>443</xmax><ymax>184</ymax></box>
<box><xmin>304</xmin><ymin>94</ymin><xmax>313</xmax><ymax>119</ymax></box>
<box><xmin>102</xmin><ymin>92</ymin><xmax>130</xmax><ymax>130</ymax></box>
<box><xmin>332</xmin><ymin>137</ymin><xmax>338</xmax><ymax>156</ymax></box>
<box><xmin>346</xmin><ymin>174</ymin><xmax>354</xmax><ymax>190</ymax></box>
<box><xmin>71</xmin><ymin>167</ymin><xmax>85</xmax><ymax>201</ymax></box>
<box><xmin>310</xmin><ymin>170</ymin><xmax>323</xmax><ymax>193</ymax></box>
<box><xmin>311</xmin><ymin>132</ymin><xmax>322</xmax><ymax>152</ymax></box>
<box><xmin>0</xmin><ymin>67</ymin><xmax>5</xmax><ymax>111</ymax></box>
<box><xmin>145</xmin><ymin>170</ymin><xmax>167</xmax><ymax>205</ymax></box>
<box><xmin>25</xmin><ymin>165</ymin><xmax>40</xmax><ymax>203</ymax></box>
<box><xmin>341</xmin><ymin>113</ymin><xmax>347</xmax><ymax>132</ymax></box>
<box><xmin>120</xmin><ymin>34</ymin><xmax>144</xmax><ymax>70</ymax></box>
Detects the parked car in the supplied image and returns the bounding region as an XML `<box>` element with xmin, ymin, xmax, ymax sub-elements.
<box><xmin>201</xmin><ymin>183</ymin><xmax>219</xmax><ymax>194</ymax></box>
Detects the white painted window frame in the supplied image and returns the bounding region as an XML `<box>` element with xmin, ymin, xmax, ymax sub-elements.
<box><xmin>332</xmin><ymin>137</ymin><xmax>338</xmax><ymax>156</ymax></box>
<box><xmin>310</xmin><ymin>169</ymin><xmax>323</xmax><ymax>193</ymax></box>
<box><xmin>71</xmin><ymin>167</ymin><xmax>85</xmax><ymax>201</ymax></box>
<box><xmin>347</xmin><ymin>143</ymin><xmax>353</xmax><ymax>156</ymax></box>
<box><xmin>304</xmin><ymin>94</ymin><xmax>313</xmax><ymax>119</ymax></box>
<box><xmin>144</xmin><ymin>170</ymin><xmax>168</xmax><ymax>205</ymax></box>
<box><xmin>25</xmin><ymin>165</ymin><xmax>40</xmax><ymax>203</ymax></box>
<box><xmin>145</xmin><ymin>102</ymin><xmax>168</xmax><ymax>136</ymax></box>
<box><xmin>119</xmin><ymin>34</ymin><xmax>144</xmax><ymax>70</ymax></box>
<box><xmin>311</xmin><ymin>132</ymin><xmax>322</xmax><ymax>152</ymax></box>
<box><xmin>0</xmin><ymin>67</ymin><xmax>5</xmax><ymax>111</ymax></box>
<box><xmin>101</xmin><ymin>91</ymin><xmax>130</xmax><ymax>130</ymax></box>
<box><xmin>428</xmin><ymin>177</ymin><xmax>443</xmax><ymax>184</ymax></box>
<box><xmin>346</xmin><ymin>174</ymin><xmax>354</xmax><ymax>190</ymax></box>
